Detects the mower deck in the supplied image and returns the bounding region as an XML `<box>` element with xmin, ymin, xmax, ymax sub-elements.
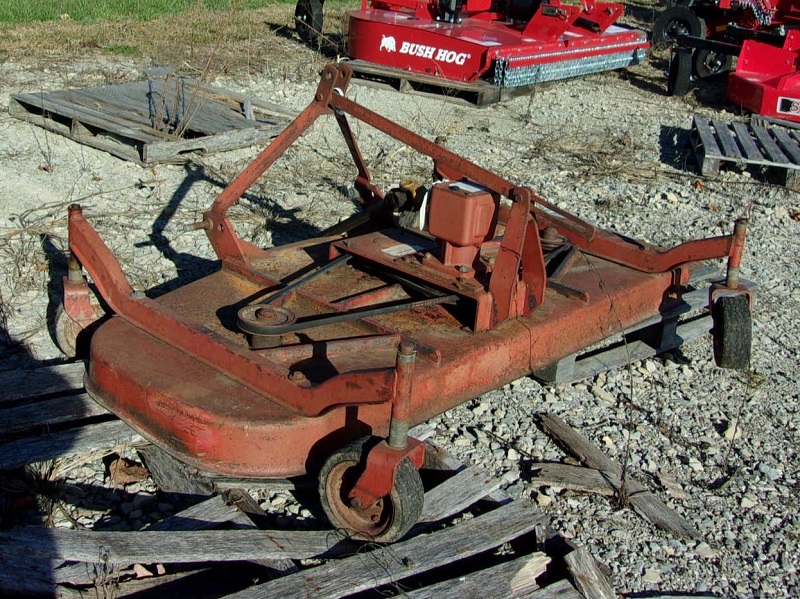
<box><xmin>347</xmin><ymin>6</ymin><xmax>648</xmax><ymax>86</ymax></box>
<box><xmin>347</xmin><ymin>9</ymin><xmax>648</xmax><ymax>87</ymax></box>
<box><xmin>86</xmin><ymin>228</ymin><xmax>682</xmax><ymax>478</ymax></box>
<box><xmin>62</xmin><ymin>65</ymin><xmax>752</xmax><ymax>541</ymax></box>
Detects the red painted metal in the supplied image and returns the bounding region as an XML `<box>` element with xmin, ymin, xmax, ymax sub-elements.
<box><xmin>727</xmin><ymin>30</ymin><xmax>800</xmax><ymax>123</ymax></box>
<box><xmin>345</xmin><ymin>0</ymin><xmax>648</xmax><ymax>86</ymax></box>
<box><xmin>349</xmin><ymin>438</ymin><xmax>425</xmax><ymax>508</ymax></box>
<box><xmin>66</xmin><ymin>64</ymin><xmax>751</xmax><ymax>484</ymax></box>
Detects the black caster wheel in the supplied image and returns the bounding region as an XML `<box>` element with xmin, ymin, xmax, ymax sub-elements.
<box><xmin>318</xmin><ymin>437</ymin><xmax>424</xmax><ymax>542</ymax></box>
<box><xmin>712</xmin><ymin>294</ymin><xmax>752</xmax><ymax>370</ymax></box>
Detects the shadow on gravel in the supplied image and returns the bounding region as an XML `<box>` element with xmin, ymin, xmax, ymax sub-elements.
<box><xmin>264</xmin><ymin>21</ymin><xmax>343</xmax><ymax>60</ymax></box>
<box><xmin>658</xmin><ymin>124</ymin><xmax>694</xmax><ymax>171</ymax></box>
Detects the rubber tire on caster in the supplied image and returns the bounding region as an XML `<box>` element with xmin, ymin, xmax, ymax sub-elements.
<box><xmin>667</xmin><ymin>48</ymin><xmax>692</xmax><ymax>97</ymax></box>
<box><xmin>318</xmin><ymin>437</ymin><xmax>424</xmax><ymax>543</ymax></box>
<box><xmin>693</xmin><ymin>49</ymin><xmax>733</xmax><ymax>79</ymax></box>
<box><xmin>652</xmin><ymin>5</ymin><xmax>706</xmax><ymax>45</ymax></box>
<box><xmin>53</xmin><ymin>303</ymin><xmax>83</xmax><ymax>358</ymax></box>
<box><xmin>711</xmin><ymin>294</ymin><xmax>752</xmax><ymax>370</ymax></box>
<box><xmin>295</xmin><ymin>0</ymin><xmax>324</xmax><ymax>48</ymax></box>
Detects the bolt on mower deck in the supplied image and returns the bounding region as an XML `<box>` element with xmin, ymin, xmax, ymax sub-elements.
<box><xmin>58</xmin><ymin>64</ymin><xmax>753</xmax><ymax>542</ymax></box>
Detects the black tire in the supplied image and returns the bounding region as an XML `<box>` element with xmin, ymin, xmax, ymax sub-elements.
<box><xmin>295</xmin><ymin>0</ymin><xmax>324</xmax><ymax>48</ymax></box>
<box><xmin>693</xmin><ymin>49</ymin><xmax>733</xmax><ymax>79</ymax></box>
<box><xmin>712</xmin><ymin>294</ymin><xmax>752</xmax><ymax>370</ymax></box>
<box><xmin>667</xmin><ymin>48</ymin><xmax>692</xmax><ymax>97</ymax></box>
<box><xmin>653</xmin><ymin>5</ymin><xmax>706</xmax><ymax>44</ymax></box>
<box><xmin>319</xmin><ymin>437</ymin><xmax>424</xmax><ymax>543</ymax></box>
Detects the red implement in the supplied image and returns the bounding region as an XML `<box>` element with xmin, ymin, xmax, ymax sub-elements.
<box><xmin>727</xmin><ymin>29</ymin><xmax>800</xmax><ymax>123</ymax></box>
<box><xmin>64</xmin><ymin>64</ymin><xmax>751</xmax><ymax>542</ymax></box>
<box><xmin>344</xmin><ymin>0</ymin><xmax>648</xmax><ymax>86</ymax></box>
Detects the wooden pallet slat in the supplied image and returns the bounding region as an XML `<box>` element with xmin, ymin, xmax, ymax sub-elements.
<box><xmin>730</xmin><ymin>121</ymin><xmax>763</xmax><ymax>161</ymax></box>
<box><xmin>0</xmin><ymin>392</ymin><xmax>108</xmax><ymax>434</ymax></box>
<box><xmin>750</xmin><ymin>124</ymin><xmax>789</xmax><ymax>164</ymax></box>
<box><xmin>690</xmin><ymin>117</ymin><xmax>720</xmax><ymax>175</ymax></box>
<box><xmin>0</xmin><ymin>527</ymin><xmax>347</xmax><ymax>564</ymax></box>
<box><xmin>0</xmin><ymin>361</ymin><xmax>88</xmax><ymax>404</ymax></box>
<box><xmin>10</xmin><ymin>78</ymin><xmax>292</xmax><ymax>165</ymax></box>
<box><xmin>691</xmin><ymin>116</ymin><xmax>800</xmax><ymax>186</ymax></box>
<box><xmin>770</xmin><ymin>126</ymin><xmax>800</xmax><ymax>165</ymax></box>
<box><xmin>405</xmin><ymin>552</ymin><xmax>554</xmax><ymax>598</ymax></box>
<box><xmin>711</xmin><ymin>118</ymin><xmax>743</xmax><ymax>160</ymax></box>
<box><xmin>538</xmin><ymin>414</ymin><xmax>701</xmax><ymax>539</ymax></box>
<box><xmin>228</xmin><ymin>500</ymin><xmax>549</xmax><ymax>599</ymax></box>
<box><xmin>0</xmin><ymin>419</ymin><xmax>143</xmax><ymax>470</ymax></box>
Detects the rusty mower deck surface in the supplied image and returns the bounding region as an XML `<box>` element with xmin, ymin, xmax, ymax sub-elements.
<box><xmin>62</xmin><ymin>65</ymin><xmax>752</xmax><ymax>542</ymax></box>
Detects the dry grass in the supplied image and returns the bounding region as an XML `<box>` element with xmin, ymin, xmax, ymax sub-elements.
<box><xmin>0</xmin><ymin>4</ymin><xmax>336</xmax><ymax>76</ymax></box>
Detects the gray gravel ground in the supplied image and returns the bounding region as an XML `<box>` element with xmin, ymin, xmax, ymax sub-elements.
<box><xmin>0</xmin><ymin>38</ymin><xmax>797</xmax><ymax>597</ymax></box>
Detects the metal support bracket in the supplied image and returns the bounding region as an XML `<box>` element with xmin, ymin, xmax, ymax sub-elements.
<box><xmin>348</xmin><ymin>438</ymin><xmax>425</xmax><ymax>510</ymax></box>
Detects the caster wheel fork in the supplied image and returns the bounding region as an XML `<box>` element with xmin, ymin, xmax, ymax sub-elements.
<box><xmin>318</xmin><ymin>437</ymin><xmax>424</xmax><ymax>543</ymax></box>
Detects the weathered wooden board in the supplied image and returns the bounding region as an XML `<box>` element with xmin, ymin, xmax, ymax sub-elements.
<box><xmin>538</xmin><ymin>413</ymin><xmax>701</xmax><ymax>539</ymax></box>
<box><xmin>406</xmin><ymin>552</ymin><xmax>552</xmax><ymax>598</ymax></box>
<box><xmin>346</xmin><ymin>59</ymin><xmax>541</xmax><ymax>108</ymax></box>
<box><xmin>9</xmin><ymin>77</ymin><xmax>294</xmax><ymax>165</ymax></box>
<box><xmin>530</xmin><ymin>463</ymin><xmax>617</xmax><ymax>496</ymax></box>
<box><xmin>690</xmin><ymin>116</ymin><xmax>800</xmax><ymax>186</ymax></box>
<box><xmin>533</xmin><ymin>268</ymin><xmax>723</xmax><ymax>385</ymax></box>
<box><xmin>0</xmin><ymin>361</ymin><xmax>86</xmax><ymax>404</ymax></box>
<box><xmin>564</xmin><ymin>546</ymin><xmax>616</xmax><ymax>599</ymax></box>
<box><xmin>0</xmin><ymin>527</ymin><xmax>347</xmax><ymax>564</ymax></box>
<box><xmin>0</xmin><ymin>419</ymin><xmax>143</xmax><ymax>470</ymax></box>
<box><xmin>227</xmin><ymin>500</ymin><xmax>549</xmax><ymax>599</ymax></box>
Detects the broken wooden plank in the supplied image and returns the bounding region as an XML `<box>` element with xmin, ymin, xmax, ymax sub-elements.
<box><xmin>406</xmin><ymin>552</ymin><xmax>551</xmax><ymax>598</ymax></box>
<box><xmin>420</xmin><ymin>465</ymin><xmax>505</xmax><ymax>523</ymax></box>
<box><xmin>138</xmin><ymin>444</ymin><xmax>299</xmax><ymax>578</ymax></box>
<box><xmin>52</xmin><ymin>495</ymin><xmax>245</xmax><ymax>585</ymax></box>
<box><xmin>0</xmin><ymin>527</ymin><xmax>346</xmax><ymax>564</ymax></box>
<box><xmin>564</xmin><ymin>546</ymin><xmax>616</xmax><ymax>599</ymax></box>
<box><xmin>0</xmin><ymin>555</ymin><xmax>81</xmax><ymax>597</ymax></box>
<box><xmin>0</xmin><ymin>420</ymin><xmax>144</xmax><ymax>470</ymax></box>
<box><xmin>0</xmin><ymin>362</ymin><xmax>86</xmax><ymax>404</ymax></box>
<box><xmin>422</xmin><ymin>439</ymin><xmax>513</xmax><ymax>506</ymax></box>
<box><xmin>0</xmin><ymin>392</ymin><xmax>109</xmax><ymax>435</ymax></box>
<box><xmin>530</xmin><ymin>463</ymin><xmax>616</xmax><ymax>497</ymax></box>
<box><xmin>223</xmin><ymin>488</ymin><xmax>300</xmax><ymax>577</ymax></box>
<box><xmin>525</xmin><ymin>579</ymin><xmax>583</xmax><ymax>598</ymax></box>
<box><xmin>227</xmin><ymin>500</ymin><xmax>548</xmax><ymax>599</ymax></box>
<box><xmin>538</xmin><ymin>413</ymin><xmax>701</xmax><ymax>539</ymax></box>
<box><xmin>137</xmin><ymin>443</ymin><xmax>216</xmax><ymax>499</ymax></box>
<box><xmin>566</xmin><ymin>314</ymin><xmax>711</xmax><ymax>384</ymax></box>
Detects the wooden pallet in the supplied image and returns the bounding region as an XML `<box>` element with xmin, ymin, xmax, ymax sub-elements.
<box><xmin>690</xmin><ymin>116</ymin><xmax>800</xmax><ymax>187</ymax></box>
<box><xmin>533</xmin><ymin>266</ymin><xmax>731</xmax><ymax>385</ymax></box>
<box><xmin>345</xmin><ymin>60</ymin><xmax>542</xmax><ymax>108</ymax></box>
<box><xmin>0</xmin><ymin>364</ymin><xmax>611</xmax><ymax>598</ymax></box>
<box><xmin>9</xmin><ymin>77</ymin><xmax>295</xmax><ymax>165</ymax></box>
